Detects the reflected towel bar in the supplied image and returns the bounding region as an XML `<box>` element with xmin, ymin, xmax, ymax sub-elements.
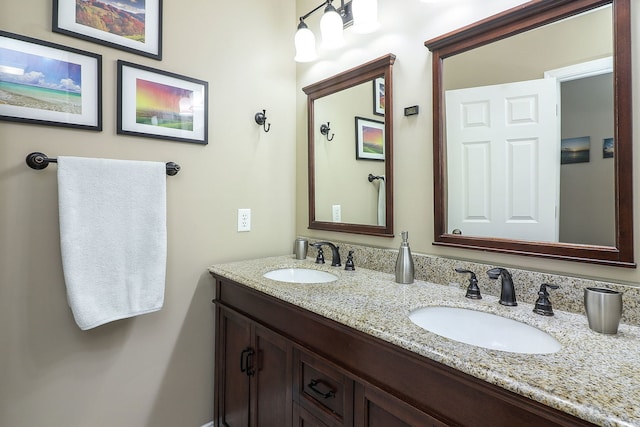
<box><xmin>25</xmin><ymin>152</ymin><xmax>181</xmax><ymax>176</ymax></box>
<box><xmin>368</xmin><ymin>174</ymin><xmax>384</xmax><ymax>182</ymax></box>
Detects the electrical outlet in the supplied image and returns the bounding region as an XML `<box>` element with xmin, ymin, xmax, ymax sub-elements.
<box><xmin>238</xmin><ymin>208</ymin><xmax>251</xmax><ymax>232</ymax></box>
<box><xmin>332</xmin><ymin>205</ymin><xmax>341</xmax><ymax>222</ymax></box>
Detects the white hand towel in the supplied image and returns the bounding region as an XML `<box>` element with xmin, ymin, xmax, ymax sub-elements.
<box><xmin>377</xmin><ymin>175</ymin><xmax>386</xmax><ymax>226</ymax></box>
<box><xmin>57</xmin><ymin>156</ymin><xmax>167</xmax><ymax>330</ymax></box>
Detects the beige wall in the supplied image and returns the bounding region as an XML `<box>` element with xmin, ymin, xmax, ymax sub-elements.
<box><xmin>296</xmin><ymin>0</ymin><xmax>640</xmax><ymax>285</ymax></box>
<box><xmin>0</xmin><ymin>0</ymin><xmax>295</xmax><ymax>426</ymax></box>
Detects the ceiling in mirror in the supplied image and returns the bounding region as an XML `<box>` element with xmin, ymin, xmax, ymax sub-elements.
<box><xmin>303</xmin><ymin>54</ymin><xmax>396</xmax><ymax>237</ymax></box>
<box><xmin>425</xmin><ymin>0</ymin><xmax>634</xmax><ymax>267</ymax></box>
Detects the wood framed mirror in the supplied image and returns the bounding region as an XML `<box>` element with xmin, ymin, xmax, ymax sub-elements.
<box><xmin>425</xmin><ymin>0</ymin><xmax>633</xmax><ymax>267</ymax></box>
<box><xmin>303</xmin><ymin>54</ymin><xmax>396</xmax><ymax>237</ymax></box>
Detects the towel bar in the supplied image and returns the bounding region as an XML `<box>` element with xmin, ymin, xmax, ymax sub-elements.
<box><xmin>25</xmin><ymin>152</ymin><xmax>181</xmax><ymax>176</ymax></box>
<box><xmin>368</xmin><ymin>173</ymin><xmax>384</xmax><ymax>182</ymax></box>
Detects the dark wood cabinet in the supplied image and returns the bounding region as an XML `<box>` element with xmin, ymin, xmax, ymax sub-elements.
<box><xmin>354</xmin><ymin>382</ymin><xmax>448</xmax><ymax>427</ymax></box>
<box><xmin>215</xmin><ymin>306</ymin><xmax>292</xmax><ymax>427</ymax></box>
<box><xmin>293</xmin><ymin>348</ymin><xmax>354</xmax><ymax>427</ymax></box>
<box><xmin>212</xmin><ymin>274</ymin><xmax>595</xmax><ymax>427</ymax></box>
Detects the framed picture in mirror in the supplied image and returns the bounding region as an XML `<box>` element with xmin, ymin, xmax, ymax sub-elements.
<box><xmin>355</xmin><ymin>116</ymin><xmax>384</xmax><ymax>161</ymax></box>
<box><xmin>373</xmin><ymin>77</ymin><xmax>385</xmax><ymax>116</ymax></box>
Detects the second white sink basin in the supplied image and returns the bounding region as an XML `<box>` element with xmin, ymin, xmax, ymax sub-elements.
<box><xmin>409</xmin><ymin>306</ymin><xmax>561</xmax><ymax>354</ymax></box>
<box><xmin>263</xmin><ymin>268</ymin><xmax>338</xmax><ymax>284</ymax></box>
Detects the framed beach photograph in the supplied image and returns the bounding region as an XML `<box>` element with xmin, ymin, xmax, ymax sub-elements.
<box><xmin>117</xmin><ymin>60</ymin><xmax>208</xmax><ymax>144</ymax></box>
<box><xmin>53</xmin><ymin>0</ymin><xmax>162</xmax><ymax>60</ymax></box>
<box><xmin>373</xmin><ymin>77</ymin><xmax>385</xmax><ymax>116</ymax></box>
<box><xmin>0</xmin><ymin>30</ymin><xmax>102</xmax><ymax>130</ymax></box>
<box><xmin>603</xmin><ymin>138</ymin><xmax>614</xmax><ymax>158</ymax></box>
<box><xmin>355</xmin><ymin>116</ymin><xmax>384</xmax><ymax>161</ymax></box>
<box><xmin>561</xmin><ymin>136</ymin><xmax>590</xmax><ymax>164</ymax></box>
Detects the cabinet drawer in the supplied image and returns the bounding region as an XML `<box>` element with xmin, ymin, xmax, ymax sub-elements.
<box><xmin>294</xmin><ymin>349</ymin><xmax>354</xmax><ymax>426</ymax></box>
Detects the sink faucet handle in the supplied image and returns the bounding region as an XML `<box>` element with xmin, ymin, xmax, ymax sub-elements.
<box><xmin>455</xmin><ymin>268</ymin><xmax>482</xmax><ymax>300</ymax></box>
<box><xmin>344</xmin><ymin>250</ymin><xmax>355</xmax><ymax>271</ymax></box>
<box><xmin>533</xmin><ymin>283</ymin><xmax>559</xmax><ymax>316</ymax></box>
<box><xmin>314</xmin><ymin>246</ymin><xmax>325</xmax><ymax>264</ymax></box>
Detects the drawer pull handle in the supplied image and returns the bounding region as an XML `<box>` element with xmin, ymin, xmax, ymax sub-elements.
<box><xmin>240</xmin><ymin>348</ymin><xmax>255</xmax><ymax>376</ymax></box>
<box><xmin>308</xmin><ymin>379</ymin><xmax>336</xmax><ymax>399</ymax></box>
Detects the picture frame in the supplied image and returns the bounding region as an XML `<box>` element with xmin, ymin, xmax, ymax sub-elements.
<box><xmin>53</xmin><ymin>0</ymin><xmax>162</xmax><ymax>60</ymax></box>
<box><xmin>561</xmin><ymin>136</ymin><xmax>590</xmax><ymax>164</ymax></box>
<box><xmin>0</xmin><ymin>30</ymin><xmax>102</xmax><ymax>131</ymax></box>
<box><xmin>373</xmin><ymin>77</ymin><xmax>385</xmax><ymax>116</ymax></box>
<box><xmin>355</xmin><ymin>116</ymin><xmax>384</xmax><ymax>161</ymax></box>
<box><xmin>603</xmin><ymin>138</ymin><xmax>614</xmax><ymax>158</ymax></box>
<box><xmin>117</xmin><ymin>60</ymin><xmax>208</xmax><ymax>144</ymax></box>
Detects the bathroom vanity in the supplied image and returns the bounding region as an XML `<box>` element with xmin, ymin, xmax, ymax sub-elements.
<box><xmin>209</xmin><ymin>256</ymin><xmax>640</xmax><ymax>426</ymax></box>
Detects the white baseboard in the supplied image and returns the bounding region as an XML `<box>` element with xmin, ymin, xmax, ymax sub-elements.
<box><xmin>200</xmin><ymin>422</ymin><xmax>213</xmax><ymax>427</ymax></box>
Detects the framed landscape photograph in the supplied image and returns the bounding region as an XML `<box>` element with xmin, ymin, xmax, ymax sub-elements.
<box><xmin>117</xmin><ymin>60</ymin><xmax>208</xmax><ymax>144</ymax></box>
<box><xmin>603</xmin><ymin>138</ymin><xmax>614</xmax><ymax>158</ymax></box>
<box><xmin>373</xmin><ymin>77</ymin><xmax>385</xmax><ymax>116</ymax></box>
<box><xmin>0</xmin><ymin>30</ymin><xmax>102</xmax><ymax>130</ymax></box>
<box><xmin>355</xmin><ymin>116</ymin><xmax>384</xmax><ymax>161</ymax></box>
<box><xmin>53</xmin><ymin>0</ymin><xmax>162</xmax><ymax>60</ymax></box>
<box><xmin>561</xmin><ymin>136</ymin><xmax>590</xmax><ymax>164</ymax></box>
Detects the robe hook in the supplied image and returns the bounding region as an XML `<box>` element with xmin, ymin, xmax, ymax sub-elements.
<box><xmin>320</xmin><ymin>122</ymin><xmax>334</xmax><ymax>141</ymax></box>
<box><xmin>255</xmin><ymin>109</ymin><xmax>271</xmax><ymax>132</ymax></box>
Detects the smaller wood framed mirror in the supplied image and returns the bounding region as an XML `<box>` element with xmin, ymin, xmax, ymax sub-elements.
<box><xmin>304</xmin><ymin>54</ymin><xmax>396</xmax><ymax>237</ymax></box>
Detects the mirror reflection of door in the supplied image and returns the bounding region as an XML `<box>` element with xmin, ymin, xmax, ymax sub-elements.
<box><xmin>442</xmin><ymin>4</ymin><xmax>613</xmax><ymax>245</ymax></box>
<box><xmin>446</xmin><ymin>78</ymin><xmax>559</xmax><ymax>242</ymax></box>
<box><xmin>558</xmin><ymin>72</ymin><xmax>615</xmax><ymax>246</ymax></box>
<box><xmin>314</xmin><ymin>80</ymin><xmax>386</xmax><ymax>226</ymax></box>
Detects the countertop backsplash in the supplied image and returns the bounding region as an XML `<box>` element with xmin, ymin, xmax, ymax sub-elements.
<box><xmin>301</xmin><ymin>236</ymin><xmax>640</xmax><ymax>327</ymax></box>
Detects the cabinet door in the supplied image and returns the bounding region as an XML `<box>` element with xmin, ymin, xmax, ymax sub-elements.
<box><xmin>294</xmin><ymin>402</ymin><xmax>332</xmax><ymax>427</ymax></box>
<box><xmin>217</xmin><ymin>307</ymin><xmax>252</xmax><ymax>427</ymax></box>
<box><xmin>354</xmin><ymin>382</ymin><xmax>450</xmax><ymax>427</ymax></box>
<box><xmin>252</xmin><ymin>324</ymin><xmax>292</xmax><ymax>426</ymax></box>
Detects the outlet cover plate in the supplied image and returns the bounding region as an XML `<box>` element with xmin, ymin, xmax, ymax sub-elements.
<box><xmin>238</xmin><ymin>208</ymin><xmax>251</xmax><ymax>232</ymax></box>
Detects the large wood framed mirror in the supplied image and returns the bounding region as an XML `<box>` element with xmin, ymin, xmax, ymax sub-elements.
<box><xmin>425</xmin><ymin>0</ymin><xmax>633</xmax><ymax>266</ymax></box>
<box><xmin>303</xmin><ymin>54</ymin><xmax>396</xmax><ymax>237</ymax></box>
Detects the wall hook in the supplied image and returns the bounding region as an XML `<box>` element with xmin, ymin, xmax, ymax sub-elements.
<box><xmin>320</xmin><ymin>122</ymin><xmax>334</xmax><ymax>141</ymax></box>
<box><xmin>254</xmin><ymin>109</ymin><xmax>271</xmax><ymax>132</ymax></box>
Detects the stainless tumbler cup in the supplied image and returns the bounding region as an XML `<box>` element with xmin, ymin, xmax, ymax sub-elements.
<box><xmin>293</xmin><ymin>238</ymin><xmax>308</xmax><ymax>260</ymax></box>
<box><xmin>584</xmin><ymin>287</ymin><xmax>623</xmax><ymax>334</ymax></box>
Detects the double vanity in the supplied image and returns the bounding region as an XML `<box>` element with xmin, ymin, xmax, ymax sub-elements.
<box><xmin>210</xmin><ymin>255</ymin><xmax>640</xmax><ymax>427</ymax></box>
<box><xmin>210</xmin><ymin>0</ymin><xmax>638</xmax><ymax>425</ymax></box>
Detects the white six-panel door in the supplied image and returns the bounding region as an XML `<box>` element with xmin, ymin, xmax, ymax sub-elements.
<box><xmin>445</xmin><ymin>78</ymin><xmax>559</xmax><ymax>242</ymax></box>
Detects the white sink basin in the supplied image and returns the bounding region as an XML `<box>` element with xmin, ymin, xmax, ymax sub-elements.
<box><xmin>263</xmin><ymin>268</ymin><xmax>338</xmax><ymax>284</ymax></box>
<box><xmin>409</xmin><ymin>306</ymin><xmax>561</xmax><ymax>354</ymax></box>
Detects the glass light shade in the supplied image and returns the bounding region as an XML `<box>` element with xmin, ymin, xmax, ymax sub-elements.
<box><xmin>351</xmin><ymin>0</ymin><xmax>380</xmax><ymax>34</ymax></box>
<box><xmin>294</xmin><ymin>23</ymin><xmax>318</xmax><ymax>62</ymax></box>
<box><xmin>320</xmin><ymin>6</ymin><xmax>345</xmax><ymax>49</ymax></box>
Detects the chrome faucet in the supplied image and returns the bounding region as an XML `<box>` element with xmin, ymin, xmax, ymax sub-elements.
<box><xmin>312</xmin><ymin>241</ymin><xmax>341</xmax><ymax>267</ymax></box>
<box><xmin>487</xmin><ymin>267</ymin><xmax>517</xmax><ymax>306</ymax></box>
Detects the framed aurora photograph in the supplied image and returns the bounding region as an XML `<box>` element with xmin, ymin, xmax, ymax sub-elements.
<box><xmin>53</xmin><ymin>0</ymin><xmax>163</xmax><ymax>60</ymax></box>
<box><xmin>355</xmin><ymin>116</ymin><xmax>385</xmax><ymax>161</ymax></box>
<box><xmin>0</xmin><ymin>30</ymin><xmax>102</xmax><ymax>130</ymax></box>
<box><xmin>117</xmin><ymin>60</ymin><xmax>208</xmax><ymax>144</ymax></box>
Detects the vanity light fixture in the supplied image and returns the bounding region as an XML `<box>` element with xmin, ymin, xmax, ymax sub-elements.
<box><xmin>320</xmin><ymin>122</ymin><xmax>335</xmax><ymax>141</ymax></box>
<box><xmin>294</xmin><ymin>0</ymin><xmax>379</xmax><ymax>62</ymax></box>
<box><xmin>351</xmin><ymin>0</ymin><xmax>379</xmax><ymax>34</ymax></box>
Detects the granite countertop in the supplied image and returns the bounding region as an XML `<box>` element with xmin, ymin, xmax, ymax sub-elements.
<box><xmin>209</xmin><ymin>255</ymin><xmax>640</xmax><ymax>427</ymax></box>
